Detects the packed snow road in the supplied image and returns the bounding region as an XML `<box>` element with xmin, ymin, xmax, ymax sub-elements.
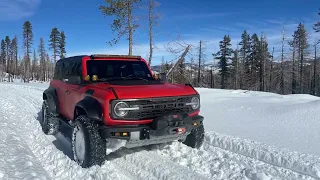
<box><xmin>0</xmin><ymin>83</ymin><xmax>318</xmax><ymax>180</ymax></box>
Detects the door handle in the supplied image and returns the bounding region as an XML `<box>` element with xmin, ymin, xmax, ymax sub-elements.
<box><xmin>65</xmin><ymin>90</ymin><xmax>70</xmax><ymax>95</ymax></box>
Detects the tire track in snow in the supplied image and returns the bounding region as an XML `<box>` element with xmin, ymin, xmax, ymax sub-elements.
<box><xmin>0</xmin><ymin>84</ymin><xmax>128</xmax><ymax>180</ymax></box>
<box><xmin>158</xmin><ymin>141</ymin><xmax>316</xmax><ymax>180</ymax></box>
<box><xmin>202</xmin><ymin>132</ymin><xmax>320</xmax><ymax>180</ymax></box>
<box><xmin>6</xmin><ymin>84</ymin><xmax>164</xmax><ymax>180</ymax></box>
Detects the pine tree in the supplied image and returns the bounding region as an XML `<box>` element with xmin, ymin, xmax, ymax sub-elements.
<box><xmin>0</xmin><ymin>40</ymin><xmax>5</xmax><ymax>68</ymax></box>
<box><xmin>214</xmin><ymin>35</ymin><xmax>233</xmax><ymax>89</ymax></box>
<box><xmin>249</xmin><ymin>33</ymin><xmax>260</xmax><ymax>89</ymax></box>
<box><xmin>165</xmin><ymin>60</ymin><xmax>170</xmax><ymax>73</ymax></box>
<box><xmin>259</xmin><ymin>35</ymin><xmax>270</xmax><ymax>92</ymax></box>
<box><xmin>5</xmin><ymin>36</ymin><xmax>11</xmax><ymax>73</ymax></box>
<box><xmin>160</xmin><ymin>56</ymin><xmax>165</xmax><ymax>73</ymax></box>
<box><xmin>314</xmin><ymin>8</ymin><xmax>320</xmax><ymax>33</ymax></box>
<box><xmin>100</xmin><ymin>0</ymin><xmax>141</xmax><ymax>55</ymax></box>
<box><xmin>289</xmin><ymin>39</ymin><xmax>297</xmax><ymax>94</ymax></box>
<box><xmin>23</xmin><ymin>21</ymin><xmax>33</xmax><ymax>82</ymax></box>
<box><xmin>231</xmin><ymin>49</ymin><xmax>239</xmax><ymax>89</ymax></box>
<box><xmin>280</xmin><ymin>28</ymin><xmax>285</xmax><ymax>94</ymax></box>
<box><xmin>38</xmin><ymin>38</ymin><xmax>46</xmax><ymax>81</ymax></box>
<box><xmin>32</xmin><ymin>49</ymin><xmax>37</xmax><ymax>80</ymax></box>
<box><xmin>293</xmin><ymin>23</ymin><xmax>308</xmax><ymax>93</ymax></box>
<box><xmin>59</xmin><ymin>31</ymin><xmax>66</xmax><ymax>59</ymax></box>
<box><xmin>49</xmin><ymin>27</ymin><xmax>61</xmax><ymax>63</ymax></box>
<box><xmin>239</xmin><ymin>30</ymin><xmax>251</xmax><ymax>89</ymax></box>
<box><xmin>11</xmin><ymin>36</ymin><xmax>18</xmax><ymax>76</ymax></box>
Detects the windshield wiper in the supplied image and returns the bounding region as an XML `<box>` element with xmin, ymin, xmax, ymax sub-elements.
<box><xmin>123</xmin><ymin>76</ymin><xmax>149</xmax><ymax>81</ymax></box>
<box><xmin>89</xmin><ymin>76</ymin><xmax>150</xmax><ymax>84</ymax></box>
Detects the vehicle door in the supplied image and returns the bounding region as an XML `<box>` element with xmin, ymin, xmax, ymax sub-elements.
<box><xmin>63</xmin><ymin>61</ymin><xmax>84</xmax><ymax>120</ymax></box>
<box><xmin>52</xmin><ymin>61</ymin><xmax>68</xmax><ymax>117</ymax></box>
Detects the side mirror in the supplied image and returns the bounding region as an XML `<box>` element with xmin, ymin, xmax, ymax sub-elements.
<box><xmin>160</xmin><ymin>73</ymin><xmax>167</xmax><ymax>82</ymax></box>
<box><xmin>65</xmin><ymin>76</ymin><xmax>81</xmax><ymax>84</ymax></box>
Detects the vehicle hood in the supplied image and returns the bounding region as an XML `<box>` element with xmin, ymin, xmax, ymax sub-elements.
<box><xmin>89</xmin><ymin>83</ymin><xmax>197</xmax><ymax>99</ymax></box>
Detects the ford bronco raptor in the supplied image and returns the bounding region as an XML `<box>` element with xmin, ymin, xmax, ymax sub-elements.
<box><xmin>41</xmin><ymin>54</ymin><xmax>205</xmax><ymax>168</ymax></box>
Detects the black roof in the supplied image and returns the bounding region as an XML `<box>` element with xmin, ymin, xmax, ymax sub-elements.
<box><xmin>56</xmin><ymin>55</ymin><xmax>85</xmax><ymax>65</ymax></box>
<box><xmin>56</xmin><ymin>54</ymin><xmax>142</xmax><ymax>67</ymax></box>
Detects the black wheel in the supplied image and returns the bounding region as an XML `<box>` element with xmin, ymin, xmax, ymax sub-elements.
<box><xmin>72</xmin><ymin>115</ymin><xmax>107</xmax><ymax>168</ymax></box>
<box><xmin>183</xmin><ymin>124</ymin><xmax>205</xmax><ymax>149</ymax></box>
<box><xmin>41</xmin><ymin>101</ymin><xmax>59</xmax><ymax>135</ymax></box>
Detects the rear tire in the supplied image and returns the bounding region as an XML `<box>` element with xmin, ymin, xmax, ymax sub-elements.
<box><xmin>72</xmin><ymin>115</ymin><xmax>106</xmax><ymax>168</ymax></box>
<box><xmin>41</xmin><ymin>101</ymin><xmax>59</xmax><ymax>135</ymax></box>
<box><xmin>183</xmin><ymin>124</ymin><xmax>205</xmax><ymax>149</ymax></box>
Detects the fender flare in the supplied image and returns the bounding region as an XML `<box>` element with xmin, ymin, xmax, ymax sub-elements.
<box><xmin>75</xmin><ymin>97</ymin><xmax>102</xmax><ymax>121</ymax></box>
<box><xmin>43</xmin><ymin>87</ymin><xmax>60</xmax><ymax>115</ymax></box>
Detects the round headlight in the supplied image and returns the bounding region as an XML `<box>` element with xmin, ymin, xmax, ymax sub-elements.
<box><xmin>190</xmin><ymin>97</ymin><xmax>200</xmax><ymax>109</ymax></box>
<box><xmin>114</xmin><ymin>102</ymin><xmax>129</xmax><ymax>117</ymax></box>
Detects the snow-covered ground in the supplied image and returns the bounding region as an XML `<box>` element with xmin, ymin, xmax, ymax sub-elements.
<box><xmin>0</xmin><ymin>82</ymin><xmax>320</xmax><ymax>180</ymax></box>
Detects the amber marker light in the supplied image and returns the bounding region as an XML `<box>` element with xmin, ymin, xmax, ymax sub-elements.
<box><xmin>92</xmin><ymin>75</ymin><xmax>98</xmax><ymax>81</ymax></box>
<box><xmin>84</xmin><ymin>75</ymin><xmax>90</xmax><ymax>81</ymax></box>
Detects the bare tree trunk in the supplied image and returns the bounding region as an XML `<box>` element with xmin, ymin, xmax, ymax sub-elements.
<box><xmin>262</xmin><ymin>43</ymin><xmax>266</xmax><ymax>91</ymax></box>
<box><xmin>198</xmin><ymin>40</ymin><xmax>202</xmax><ymax>86</ymax></box>
<box><xmin>280</xmin><ymin>28</ymin><xmax>285</xmax><ymax>94</ymax></box>
<box><xmin>292</xmin><ymin>46</ymin><xmax>296</xmax><ymax>94</ymax></box>
<box><xmin>148</xmin><ymin>0</ymin><xmax>153</xmax><ymax>65</ymax></box>
<box><xmin>299</xmin><ymin>35</ymin><xmax>303</xmax><ymax>93</ymax></box>
<box><xmin>300</xmin><ymin>49</ymin><xmax>303</xmax><ymax>93</ymax></box>
<box><xmin>269</xmin><ymin>47</ymin><xmax>274</xmax><ymax>92</ymax></box>
<box><xmin>235</xmin><ymin>55</ymin><xmax>238</xmax><ymax>89</ymax></box>
<box><xmin>128</xmin><ymin>0</ymin><xmax>133</xmax><ymax>56</ymax></box>
<box><xmin>314</xmin><ymin>47</ymin><xmax>316</xmax><ymax>95</ymax></box>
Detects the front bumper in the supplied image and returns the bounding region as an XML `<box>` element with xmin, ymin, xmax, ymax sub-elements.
<box><xmin>99</xmin><ymin>115</ymin><xmax>204</xmax><ymax>148</ymax></box>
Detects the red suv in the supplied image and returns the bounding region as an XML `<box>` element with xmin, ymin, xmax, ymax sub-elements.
<box><xmin>41</xmin><ymin>54</ymin><xmax>205</xmax><ymax>168</ymax></box>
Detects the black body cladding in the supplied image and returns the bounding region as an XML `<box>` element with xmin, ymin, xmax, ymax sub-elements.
<box><xmin>43</xmin><ymin>87</ymin><xmax>59</xmax><ymax>115</ymax></box>
<box><xmin>75</xmin><ymin>97</ymin><xmax>103</xmax><ymax>121</ymax></box>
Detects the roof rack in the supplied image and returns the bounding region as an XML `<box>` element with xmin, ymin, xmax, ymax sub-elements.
<box><xmin>90</xmin><ymin>54</ymin><xmax>141</xmax><ymax>59</ymax></box>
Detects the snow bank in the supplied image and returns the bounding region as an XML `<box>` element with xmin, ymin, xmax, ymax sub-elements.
<box><xmin>205</xmin><ymin>132</ymin><xmax>320</xmax><ymax>179</ymax></box>
<box><xmin>197</xmin><ymin>88</ymin><xmax>320</xmax><ymax>156</ymax></box>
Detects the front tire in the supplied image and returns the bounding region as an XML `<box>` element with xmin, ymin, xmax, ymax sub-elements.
<box><xmin>183</xmin><ymin>124</ymin><xmax>205</xmax><ymax>149</ymax></box>
<box><xmin>41</xmin><ymin>101</ymin><xmax>59</xmax><ymax>135</ymax></box>
<box><xmin>72</xmin><ymin>115</ymin><xmax>106</xmax><ymax>168</ymax></box>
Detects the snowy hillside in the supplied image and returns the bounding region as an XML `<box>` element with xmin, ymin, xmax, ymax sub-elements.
<box><xmin>1</xmin><ymin>82</ymin><xmax>320</xmax><ymax>180</ymax></box>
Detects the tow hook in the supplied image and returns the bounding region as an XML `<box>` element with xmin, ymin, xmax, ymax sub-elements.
<box><xmin>174</xmin><ymin>127</ymin><xmax>186</xmax><ymax>135</ymax></box>
<box><xmin>140</xmin><ymin>128</ymin><xmax>150</xmax><ymax>140</ymax></box>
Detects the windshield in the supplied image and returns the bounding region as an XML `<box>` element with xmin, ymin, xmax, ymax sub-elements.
<box><xmin>86</xmin><ymin>60</ymin><xmax>154</xmax><ymax>81</ymax></box>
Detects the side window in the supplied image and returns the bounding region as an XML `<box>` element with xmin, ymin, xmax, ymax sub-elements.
<box><xmin>61</xmin><ymin>62</ymin><xmax>66</xmax><ymax>79</ymax></box>
<box><xmin>54</xmin><ymin>62</ymin><xmax>63</xmax><ymax>80</ymax></box>
<box><xmin>73</xmin><ymin>62</ymin><xmax>81</xmax><ymax>77</ymax></box>
<box><xmin>53</xmin><ymin>65</ymin><xmax>59</xmax><ymax>80</ymax></box>
<box><xmin>133</xmin><ymin>64</ymin><xmax>146</xmax><ymax>76</ymax></box>
<box><xmin>65</xmin><ymin>62</ymin><xmax>73</xmax><ymax>77</ymax></box>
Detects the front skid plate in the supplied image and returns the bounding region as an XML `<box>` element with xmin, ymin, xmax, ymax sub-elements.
<box><xmin>123</xmin><ymin>133</ymin><xmax>189</xmax><ymax>148</ymax></box>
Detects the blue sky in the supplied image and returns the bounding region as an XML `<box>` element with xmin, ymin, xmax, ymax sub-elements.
<box><xmin>0</xmin><ymin>0</ymin><xmax>319</xmax><ymax>65</ymax></box>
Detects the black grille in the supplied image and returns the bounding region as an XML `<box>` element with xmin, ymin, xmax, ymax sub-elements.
<box><xmin>112</xmin><ymin>96</ymin><xmax>194</xmax><ymax>120</ymax></box>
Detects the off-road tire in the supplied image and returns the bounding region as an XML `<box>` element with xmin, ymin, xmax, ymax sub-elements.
<box><xmin>41</xmin><ymin>101</ymin><xmax>59</xmax><ymax>135</ymax></box>
<box><xmin>72</xmin><ymin>115</ymin><xmax>107</xmax><ymax>168</ymax></box>
<box><xmin>183</xmin><ymin>124</ymin><xmax>205</xmax><ymax>149</ymax></box>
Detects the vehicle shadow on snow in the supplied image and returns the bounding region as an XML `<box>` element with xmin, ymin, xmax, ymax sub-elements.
<box><xmin>36</xmin><ymin>111</ymin><xmax>74</xmax><ymax>160</ymax></box>
<box><xmin>106</xmin><ymin>146</ymin><xmax>158</xmax><ymax>161</ymax></box>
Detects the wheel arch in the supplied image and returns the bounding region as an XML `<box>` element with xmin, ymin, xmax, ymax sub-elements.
<box><xmin>43</xmin><ymin>87</ymin><xmax>60</xmax><ymax>115</ymax></box>
<box><xmin>74</xmin><ymin>97</ymin><xmax>103</xmax><ymax>122</ymax></box>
